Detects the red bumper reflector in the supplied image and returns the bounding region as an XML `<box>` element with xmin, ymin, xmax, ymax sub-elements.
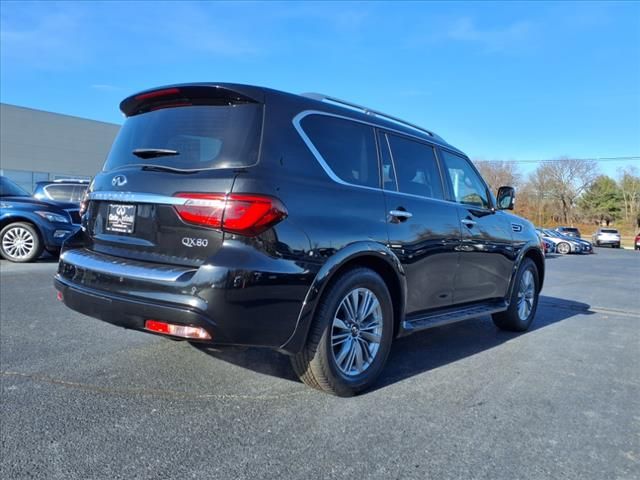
<box><xmin>56</xmin><ymin>291</ymin><xmax>63</xmax><ymax>301</ymax></box>
<box><xmin>144</xmin><ymin>320</ymin><xmax>211</xmax><ymax>340</ymax></box>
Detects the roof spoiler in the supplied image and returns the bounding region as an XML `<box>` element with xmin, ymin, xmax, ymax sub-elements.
<box><xmin>120</xmin><ymin>84</ymin><xmax>262</xmax><ymax>117</ymax></box>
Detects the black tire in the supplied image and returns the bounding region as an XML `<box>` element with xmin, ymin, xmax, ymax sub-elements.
<box><xmin>0</xmin><ymin>222</ymin><xmax>43</xmax><ymax>263</ymax></box>
<box><xmin>291</xmin><ymin>267</ymin><xmax>394</xmax><ymax>396</ymax></box>
<box><xmin>557</xmin><ymin>242</ymin><xmax>570</xmax><ymax>255</ymax></box>
<box><xmin>492</xmin><ymin>258</ymin><xmax>539</xmax><ymax>332</ymax></box>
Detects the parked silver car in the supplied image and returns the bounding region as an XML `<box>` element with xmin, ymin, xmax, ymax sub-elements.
<box><xmin>592</xmin><ymin>228</ymin><xmax>621</xmax><ymax>248</ymax></box>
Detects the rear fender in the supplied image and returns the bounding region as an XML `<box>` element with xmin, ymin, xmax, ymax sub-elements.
<box><xmin>279</xmin><ymin>241</ymin><xmax>406</xmax><ymax>354</ymax></box>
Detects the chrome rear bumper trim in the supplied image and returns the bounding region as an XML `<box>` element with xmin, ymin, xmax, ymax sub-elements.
<box><xmin>60</xmin><ymin>248</ymin><xmax>194</xmax><ymax>283</ymax></box>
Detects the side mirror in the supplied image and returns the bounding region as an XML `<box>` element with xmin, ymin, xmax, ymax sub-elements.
<box><xmin>496</xmin><ymin>186</ymin><xmax>515</xmax><ymax>210</ymax></box>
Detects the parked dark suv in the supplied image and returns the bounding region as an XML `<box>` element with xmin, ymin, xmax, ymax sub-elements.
<box><xmin>1</xmin><ymin>176</ymin><xmax>81</xmax><ymax>262</ymax></box>
<box><xmin>55</xmin><ymin>84</ymin><xmax>544</xmax><ymax>396</ymax></box>
<box><xmin>33</xmin><ymin>179</ymin><xmax>90</xmax><ymax>204</ymax></box>
<box><xmin>554</xmin><ymin>226</ymin><xmax>581</xmax><ymax>238</ymax></box>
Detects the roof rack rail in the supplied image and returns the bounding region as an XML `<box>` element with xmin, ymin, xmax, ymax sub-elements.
<box><xmin>301</xmin><ymin>92</ymin><xmax>443</xmax><ymax>141</ymax></box>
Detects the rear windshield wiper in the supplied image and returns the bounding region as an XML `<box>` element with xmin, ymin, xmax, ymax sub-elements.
<box><xmin>140</xmin><ymin>165</ymin><xmax>204</xmax><ymax>174</ymax></box>
<box><xmin>132</xmin><ymin>148</ymin><xmax>179</xmax><ymax>159</ymax></box>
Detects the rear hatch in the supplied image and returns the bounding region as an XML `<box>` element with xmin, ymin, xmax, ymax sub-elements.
<box><xmin>84</xmin><ymin>85</ymin><xmax>264</xmax><ymax>267</ymax></box>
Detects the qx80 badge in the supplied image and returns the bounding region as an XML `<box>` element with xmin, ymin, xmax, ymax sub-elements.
<box><xmin>182</xmin><ymin>237</ymin><xmax>209</xmax><ymax>248</ymax></box>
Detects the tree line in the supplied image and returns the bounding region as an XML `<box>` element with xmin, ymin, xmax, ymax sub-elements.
<box><xmin>473</xmin><ymin>158</ymin><xmax>640</xmax><ymax>229</ymax></box>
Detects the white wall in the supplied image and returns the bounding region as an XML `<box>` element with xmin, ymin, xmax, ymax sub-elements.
<box><xmin>0</xmin><ymin>103</ymin><xmax>120</xmax><ymax>190</ymax></box>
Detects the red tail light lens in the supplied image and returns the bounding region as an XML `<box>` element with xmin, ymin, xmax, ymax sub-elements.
<box><xmin>174</xmin><ymin>193</ymin><xmax>287</xmax><ymax>236</ymax></box>
<box><xmin>145</xmin><ymin>320</ymin><xmax>211</xmax><ymax>340</ymax></box>
<box><xmin>79</xmin><ymin>190</ymin><xmax>90</xmax><ymax>216</ymax></box>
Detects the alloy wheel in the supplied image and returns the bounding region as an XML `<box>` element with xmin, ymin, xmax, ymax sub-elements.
<box><xmin>2</xmin><ymin>226</ymin><xmax>35</xmax><ymax>260</ymax></box>
<box><xmin>517</xmin><ymin>270</ymin><xmax>536</xmax><ymax>321</ymax></box>
<box><xmin>331</xmin><ymin>287</ymin><xmax>383</xmax><ymax>377</ymax></box>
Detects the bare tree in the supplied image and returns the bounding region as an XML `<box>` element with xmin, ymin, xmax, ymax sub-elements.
<box><xmin>618</xmin><ymin>166</ymin><xmax>640</xmax><ymax>227</ymax></box>
<box><xmin>473</xmin><ymin>160</ymin><xmax>521</xmax><ymax>192</ymax></box>
<box><xmin>531</xmin><ymin>158</ymin><xmax>598</xmax><ymax>224</ymax></box>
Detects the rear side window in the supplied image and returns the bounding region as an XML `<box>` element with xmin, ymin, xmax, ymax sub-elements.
<box><xmin>384</xmin><ymin>133</ymin><xmax>444</xmax><ymax>199</ymax></box>
<box><xmin>441</xmin><ymin>150</ymin><xmax>490</xmax><ymax>209</ymax></box>
<box><xmin>300</xmin><ymin>115</ymin><xmax>379</xmax><ymax>188</ymax></box>
<box><xmin>44</xmin><ymin>184</ymin><xmax>87</xmax><ymax>202</ymax></box>
<box><xmin>104</xmin><ymin>105</ymin><xmax>262</xmax><ymax>171</ymax></box>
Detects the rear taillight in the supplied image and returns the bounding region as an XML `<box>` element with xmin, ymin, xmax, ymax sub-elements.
<box><xmin>174</xmin><ymin>193</ymin><xmax>287</xmax><ymax>236</ymax></box>
<box><xmin>79</xmin><ymin>190</ymin><xmax>89</xmax><ymax>216</ymax></box>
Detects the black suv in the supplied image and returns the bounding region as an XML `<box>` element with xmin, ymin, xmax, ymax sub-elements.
<box><xmin>55</xmin><ymin>84</ymin><xmax>544</xmax><ymax>396</ymax></box>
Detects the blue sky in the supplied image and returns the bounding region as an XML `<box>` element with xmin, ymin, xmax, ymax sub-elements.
<box><xmin>1</xmin><ymin>1</ymin><xmax>639</xmax><ymax>177</ymax></box>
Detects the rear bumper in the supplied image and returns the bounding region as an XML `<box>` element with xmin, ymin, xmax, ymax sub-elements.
<box><xmin>54</xmin><ymin>246</ymin><xmax>314</xmax><ymax>351</ymax></box>
<box><xmin>54</xmin><ymin>276</ymin><xmax>215</xmax><ymax>340</ymax></box>
<box><xmin>595</xmin><ymin>238</ymin><xmax>620</xmax><ymax>245</ymax></box>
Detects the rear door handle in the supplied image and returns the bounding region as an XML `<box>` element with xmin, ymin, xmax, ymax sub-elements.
<box><xmin>389</xmin><ymin>210</ymin><xmax>413</xmax><ymax>220</ymax></box>
<box><xmin>461</xmin><ymin>219</ymin><xmax>476</xmax><ymax>228</ymax></box>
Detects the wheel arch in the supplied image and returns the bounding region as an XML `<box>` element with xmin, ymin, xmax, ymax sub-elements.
<box><xmin>506</xmin><ymin>244</ymin><xmax>545</xmax><ymax>302</ymax></box>
<box><xmin>279</xmin><ymin>241</ymin><xmax>407</xmax><ymax>354</ymax></box>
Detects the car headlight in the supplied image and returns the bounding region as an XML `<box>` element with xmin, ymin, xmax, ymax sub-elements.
<box><xmin>35</xmin><ymin>211</ymin><xmax>70</xmax><ymax>223</ymax></box>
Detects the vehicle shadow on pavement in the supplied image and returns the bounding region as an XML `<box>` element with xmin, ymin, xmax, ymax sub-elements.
<box><xmin>193</xmin><ymin>295</ymin><xmax>593</xmax><ymax>390</ymax></box>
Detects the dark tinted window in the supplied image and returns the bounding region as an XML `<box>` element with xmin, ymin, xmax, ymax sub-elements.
<box><xmin>104</xmin><ymin>105</ymin><xmax>262</xmax><ymax>171</ymax></box>
<box><xmin>300</xmin><ymin>115</ymin><xmax>379</xmax><ymax>188</ymax></box>
<box><xmin>0</xmin><ymin>176</ymin><xmax>30</xmax><ymax>197</ymax></box>
<box><xmin>601</xmin><ymin>229</ymin><xmax>618</xmax><ymax>234</ymax></box>
<box><xmin>385</xmin><ymin>133</ymin><xmax>444</xmax><ymax>199</ymax></box>
<box><xmin>441</xmin><ymin>150</ymin><xmax>490</xmax><ymax>208</ymax></box>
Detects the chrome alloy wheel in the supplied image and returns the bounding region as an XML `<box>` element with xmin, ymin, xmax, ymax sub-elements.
<box><xmin>517</xmin><ymin>270</ymin><xmax>536</xmax><ymax>321</ymax></box>
<box><xmin>2</xmin><ymin>226</ymin><xmax>35</xmax><ymax>260</ymax></box>
<box><xmin>331</xmin><ymin>287</ymin><xmax>383</xmax><ymax>377</ymax></box>
<box><xmin>557</xmin><ymin>242</ymin><xmax>570</xmax><ymax>254</ymax></box>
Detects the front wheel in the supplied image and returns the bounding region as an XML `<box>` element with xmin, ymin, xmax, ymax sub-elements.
<box><xmin>291</xmin><ymin>268</ymin><xmax>394</xmax><ymax>396</ymax></box>
<box><xmin>492</xmin><ymin>258</ymin><xmax>539</xmax><ymax>332</ymax></box>
<box><xmin>557</xmin><ymin>242</ymin><xmax>571</xmax><ymax>254</ymax></box>
<box><xmin>0</xmin><ymin>222</ymin><xmax>43</xmax><ymax>263</ymax></box>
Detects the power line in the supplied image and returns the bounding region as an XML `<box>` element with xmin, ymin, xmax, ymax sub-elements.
<box><xmin>473</xmin><ymin>156</ymin><xmax>640</xmax><ymax>164</ymax></box>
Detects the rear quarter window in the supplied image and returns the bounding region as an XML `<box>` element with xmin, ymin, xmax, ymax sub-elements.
<box><xmin>299</xmin><ymin>114</ymin><xmax>379</xmax><ymax>188</ymax></box>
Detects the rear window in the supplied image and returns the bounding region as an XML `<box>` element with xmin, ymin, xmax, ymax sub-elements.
<box><xmin>562</xmin><ymin>228</ymin><xmax>579</xmax><ymax>233</ymax></box>
<box><xmin>44</xmin><ymin>184</ymin><xmax>88</xmax><ymax>202</ymax></box>
<box><xmin>103</xmin><ymin>105</ymin><xmax>262</xmax><ymax>171</ymax></box>
<box><xmin>601</xmin><ymin>229</ymin><xmax>618</xmax><ymax>233</ymax></box>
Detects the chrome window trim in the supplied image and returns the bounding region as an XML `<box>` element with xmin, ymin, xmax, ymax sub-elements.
<box><xmin>60</xmin><ymin>249</ymin><xmax>193</xmax><ymax>283</ymax></box>
<box><xmin>292</xmin><ymin>110</ymin><xmax>382</xmax><ymax>192</ymax></box>
<box><xmin>293</xmin><ymin>110</ymin><xmax>461</xmax><ymax>207</ymax></box>
<box><xmin>89</xmin><ymin>191</ymin><xmax>189</xmax><ymax>205</ymax></box>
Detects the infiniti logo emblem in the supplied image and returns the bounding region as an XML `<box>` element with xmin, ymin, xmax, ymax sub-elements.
<box><xmin>112</xmin><ymin>175</ymin><xmax>127</xmax><ymax>187</ymax></box>
<box><xmin>115</xmin><ymin>206</ymin><xmax>127</xmax><ymax>215</ymax></box>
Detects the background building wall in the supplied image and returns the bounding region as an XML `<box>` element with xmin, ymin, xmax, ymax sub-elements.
<box><xmin>0</xmin><ymin>103</ymin><xmax>120</xmax><ymax>192</ymax></box>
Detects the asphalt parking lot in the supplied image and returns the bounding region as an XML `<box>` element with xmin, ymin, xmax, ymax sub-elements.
<box><xmin>1</xmin><ymin>248</ymin><xmax>638</xmax><ymax>480</ymax></box>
